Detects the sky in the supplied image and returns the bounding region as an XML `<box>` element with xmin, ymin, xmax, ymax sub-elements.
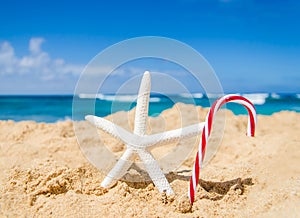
<box><xmin>0</xmin><ymin>0</ymin><xmax>299</xmax><ymax>94</ymax></box>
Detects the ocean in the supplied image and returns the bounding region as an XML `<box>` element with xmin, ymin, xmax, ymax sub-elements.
<box><xmin>0</xmin><ymin>93</ymin><xmax>299</xmax><ymax>123</ymax></box>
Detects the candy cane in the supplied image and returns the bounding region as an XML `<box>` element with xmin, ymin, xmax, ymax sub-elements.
<box><xmin>188</xmin><ymin>94</ymin><xmax>257</xmax><ymax>204</ymax></box>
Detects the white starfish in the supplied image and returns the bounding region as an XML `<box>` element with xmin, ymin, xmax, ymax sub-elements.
<box><xmin>85</xmin><ymin>71</ymin><xmax>205</xmax><ymax>195</ymax></box>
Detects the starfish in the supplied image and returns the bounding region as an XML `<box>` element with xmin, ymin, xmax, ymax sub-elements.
<box><xmin>85</xmin><ymin>71</ymin><xmax>205</xmax><ymax>195</ymax></box>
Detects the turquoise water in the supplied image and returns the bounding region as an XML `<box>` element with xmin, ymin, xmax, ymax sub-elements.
<box><xmin>0</xmin><ymin>93</ymin><xmax>299</xmax><ymax>123</ymax></box>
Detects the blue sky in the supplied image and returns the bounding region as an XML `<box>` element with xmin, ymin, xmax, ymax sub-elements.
<box><xmin>0</xmin><ymin>0</ymin><xmax>299</xmax><ymax>94</ymax></box>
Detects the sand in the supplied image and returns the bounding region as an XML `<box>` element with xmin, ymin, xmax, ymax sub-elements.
<box><xmin>0</xmin><ymin>104</ymin><xmax>300</xmax><ymax>217</ymax></box>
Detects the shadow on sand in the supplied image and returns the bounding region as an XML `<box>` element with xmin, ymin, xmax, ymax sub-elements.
<box><xmin>121</xmin><ymin>165</ymin><xmax>254</xmax><ymax>201</ymax></box>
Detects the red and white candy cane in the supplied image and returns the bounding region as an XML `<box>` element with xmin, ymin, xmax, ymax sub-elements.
<box><xmin>188</xmin><ymin>94</ymin><xmax>257</xmax><ymax>204</ymax></box>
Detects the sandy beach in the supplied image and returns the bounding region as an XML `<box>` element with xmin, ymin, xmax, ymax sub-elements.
<box><xmin>0</xmin><ymin>104</ymin><xmax>299</xmax><ymax>217</ymax></box>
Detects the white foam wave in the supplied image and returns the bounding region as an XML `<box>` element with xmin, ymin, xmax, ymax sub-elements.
<box><xmin>192</xmin><ymin>93</ymin><xmax>204</xmax><ymax>98</ymax></box>
<box><xmin>78</xmin><ymin>93</ymin><xmax>161</xmax><ymax>103</ymax></box>
<box><xmin>206</xmin><ymin>93</ymin><xmax>223</xmax><ymax>99</ymax></box>
<box><xmin>79</xmin><ymin>93</ymin><xmax>137</xmax><ymax>101</ymax></box>
<box><xmin>103</xmin><ymin>95</ymin><xmax>161</xmax><ymax>103</ymax></box>
<box><xmin>150</xmin><ymin>97</ymin><xmax>161</xmax><ymax>102</ymax></box>
<box><xmin>179</xmin><ymin>93</ymin><xmax>192</xmax><ymax>98</ymax></box>
<box><xmin>271</xmin><ymin>93</ymin><xmax>280</xmax><ymax>99</ymax></box>
<box><xmin>78</xmin><ymin>93</ymin><xmax>98</xmax><ymax>99</ymax></box>
<box><xmin>101</xmin><ymin>95</ymin><xmax>137</xmax><ymax>102</ymax></box>
<box><xmin>179</xmin><ymin>93</ymin><xmax>203</xmax><ymax>99</ymax></box>
<box><xmin>242</xmin><ymin>93</ymin><xmax>269</xmax><ymax>105</ymax></box>
<box><xmin>296</xmin><ymin>94</ymin><xmax>300</xmax><ymax>99</ymax></box>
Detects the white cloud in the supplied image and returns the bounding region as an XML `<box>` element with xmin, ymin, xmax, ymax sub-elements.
<box><xmin>0</xmin><ymin>41</ymin><xmax>17</xmax><ymax>74</ymax></box>
<box><xmin>0</xmin><ymin>37</ymin><xmax>84</xmax><ymax>80</ymax></box>
<box><xmin>0</xmin><ymin>38</ymin><xmax>205</xmax><ymax>94</ymax></box>
<box><xmin>29</xmin><ymin>37</ymin><xmax>45</xmax><ymax>54</ymax></box>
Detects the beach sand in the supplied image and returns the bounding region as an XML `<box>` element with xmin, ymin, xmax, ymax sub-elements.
<box><xmin>0</xmin><ymin>104</ymin><xmax>299</xmax><ymax>217</ymax></box>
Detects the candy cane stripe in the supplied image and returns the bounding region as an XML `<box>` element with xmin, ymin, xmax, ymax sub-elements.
<box><xmin>194</xmin><ymin>155</ymin><xmax>199</xmax><ymax>188</ymax></box>
<box><xmin>189</xmin><ymin>180</ymin><xmax>194</xmax><ymax>203</ymax></box>
<box><xmin>188</xmin><ymin>94</ymin><xmax>257</xmax><ymax>204</ymax></box>
<box><xmin>201</xmin><ymin>127</ymin><xmax>207</xmax><ymax>159</ymax></box>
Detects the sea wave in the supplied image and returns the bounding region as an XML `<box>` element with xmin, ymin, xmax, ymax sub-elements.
<box><xmin>100</xmin><ymin>94</ymin><xmax>137</xmax><ymax>102</ymax></box>
<box><xmin>78</xmin><ymin>93</ymin><xmax>161</xmax><ymax>102</ymax></box>
<box><xmin>150</xmin><ymin>97</ymin><xmax>161</xmax><ymax>102</ymax></box>
<box><xmin>193</xmin><ymin>93</ymin><xmax>204</xmax><ymax>99</ymax></box>
<box><xmin>206</xmin><ymin>93</ymin><xmax>224</xmax><ymax>99</ymax></box>
<box><xmin>271</xmin><ymin>93</ymin><xmax>281</xmax><ymax>99</ymax></box>
<box><xmin>242</xmin><ymin>93</ymin><xmax>269</xmax><ymax>105</ymax></box>
<box><xmin>78</xmin><ymin>93</ymin><xmax>98</xmax><ymax>99</ymax></box>
<box><xmin>79</xmin><ymin>93</ymin><xmax>137</xmax><ymax>101</ymax></box>
<box><xmin>179</xmin><ymin>93</ymin><xmax>204</xmax><ymax>99</ymax></box>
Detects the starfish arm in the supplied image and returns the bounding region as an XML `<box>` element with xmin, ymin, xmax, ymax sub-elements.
<box><xmin>137</xmin><ymin>149</ymin><xmax>174</xmax><ymax>195</ymax></box>
<box><xmin>101</xmin><ymin>148</ymin><xmax>134</xmax><ymax>188</ymax></box>
<box><xmin>134</xmin><ymin>71</ymin><xmax>151</xmax><ymax>136</ymax></box>
<box><xmin>85</xmin><ymin>115</ymin><xmax>140</xmax><ymax>146</ymax></box>
<box><xmin>143</xmin><ymin>122</ymin><xmax>205</xmax><ymax>147</ymax></box>
<box><xmin>102</xmin><ymin>72</ymin><xmax>152</xmax><ymax>187</ymax></box>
